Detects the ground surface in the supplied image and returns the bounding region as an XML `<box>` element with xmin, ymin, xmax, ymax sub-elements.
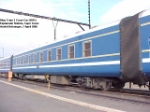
<box><xmin>0</xmin><ymin>78</ymin><xmax>149</xmax><ymax>112</ymax></box>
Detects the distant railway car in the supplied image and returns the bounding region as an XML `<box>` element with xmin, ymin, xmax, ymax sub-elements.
<box><xmin>0</xmin><ymin>57</ymin><xmax>11</xmax><ymax>77</ymax></box>
<box><xmin>0</xmin><ymin>9</ymin><xmax>150</xmax><ymax>90</ymax></box>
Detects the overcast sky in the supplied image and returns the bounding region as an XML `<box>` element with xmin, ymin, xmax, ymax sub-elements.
<box><xmin>0</xmin><ymin>0</ymin><xmax>150</xmax><ymax>57</ymax></box>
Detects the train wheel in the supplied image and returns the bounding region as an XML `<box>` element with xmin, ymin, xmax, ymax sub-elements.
<box><xmin>14</xmin><ymin>74</ymin><xmax>19</xmax><ymax>79</ymax></box>
<box><xmin>112</xmin><ymin>82</ymin><xmax>125</xmax><ymax>91</ymax></box>
<box><xmin>102</xmin><ymin>82</ymin><xmax>112</xmax><ymax>91</ymax></box>
<box><xmin>22</xmin><ymin>75</ymin><xmax>26</xmax><ymax>80</ymax></box>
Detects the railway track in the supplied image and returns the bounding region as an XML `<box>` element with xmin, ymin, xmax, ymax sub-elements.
<box><xmin>1</xmin><ymin>77</ymin><xmax>150</xmax><ymax>105</ymax></box>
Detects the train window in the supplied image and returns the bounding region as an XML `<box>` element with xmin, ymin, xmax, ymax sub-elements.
<box><xmin>47</xmin><ymin>50</ymin><xmax>51</xmax><ymax>61</ymax></box>
<box><xmin>34</xmin><ymin>53</ymin><xmax>36</xmax><ymax>63</ymax></box>
<box><xmin>28</xmin><ymin>55</ymin><xmax>31</xmax><ymax>64</ymax></box>
<box><xmin>16</xmin><ymin>58</ymin><xmax>18</xmax><ymax>65</ymax></box>
<box><xmin>19</xmin><ymin>57</ymin><xmax>21</xmax><ymax>65</ymax></box>
<box><xmin>83</xmin><ymin>40</ymin><xmax>91</xmax><ymax>57</ymax></box>
<box><xmin>20</xmin><ymin>57</ymin><xmax>21</xmax><ymax>64</ymax></box>
<box><xmin>40</xmin><ymin>52</ymin><xmax>43</xmax><ymax>62</ymax></box>
<box><xmin>21</xmin><ymin>57</ymin><xmax>23</xmax><ymax>64</ymax></box>
<box><xmin>57</xmin><ymin>48</ymin><xmax>61</xmax><ymax>60</ymax></box>
<box><xmin>68</xmin><ymin>44</ymin><xmax>74</xmax><ymax>59</ymax></box>
<box><xmin>4</xmin><ymin>61</ymin><xmax>6</xmax><ymax>66</ymax></box>
<box><xmin>24</xmin><ymin>56</ymin><xmax>26</xmax><ymax>64</ymax></box>
<box><xmin>1</xmin><ymin>61</ymin><xmax>3</xmax><ymax>66</ymax></box>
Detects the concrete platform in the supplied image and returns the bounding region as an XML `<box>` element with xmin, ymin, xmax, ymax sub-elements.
<box><xmin>0</xmin><ymin>78</ymin><xmax>149</xmax><ymax>112</ymax></box>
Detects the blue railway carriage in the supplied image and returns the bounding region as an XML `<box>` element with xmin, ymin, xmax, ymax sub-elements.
<box><xmin>0</xmin><ymin>57</ymin><xmax>11</xmax><ymax>77</ymax></box>
<box><xmin>5</xmin><ymin>9</ymin><xmax>150</xmax><ymax>90</ymax></box>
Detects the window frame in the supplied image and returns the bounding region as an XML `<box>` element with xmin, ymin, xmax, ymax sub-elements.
<box><xmin>24</xmin><ymin>56</ymin><xmax>26</xmax><ymax>64</ymax></box>
<box><xmin>83</xmin><ymin>40</ymin><xmax>92</xmax><ymax>57</ymax></box>
<box><xmin>4</xmin><ymin>61</ymin><xmax>5</xmax><ymax>66</ymax></box>
<box><xmin>47</xmin><ymin>50</ymin><xmax>52</xmax><ymax>62</ymax></box>
<box><xmin>28</xmin><ymin>55</ymin><xmax>31</xmax><ymax>64</ymax></box>
<box><xmin>21</xmin><ymin>57</ymin><xmax>23</xmax><ymax>64</ymax></box>
<box><xmin>33</xmin><ymin>53</ymin><xmax>36</xmax><ymax>63</ymax></box>
<box><xmin>16</xmin><ymin>58</ymin><xmax>18</xmax><ymax>65</ymax></box>
<box><xmin>19</xmin><ymin>57</ymin><xmax>21</xmax><ymax>65</ymax></box>
<box><xmin>39</xmin><ymin>51</ymin><xmax>43</xmax><ymax>62</ymax></box>
<box><xmin>68</xmin><ymin>44</ymin><xmax>75</xmax><ymax>59</ymax></box>
<box><xmin>56</xmin><ymin>47</ymin><xmax>62</xmax><ymax>60</ymax></box>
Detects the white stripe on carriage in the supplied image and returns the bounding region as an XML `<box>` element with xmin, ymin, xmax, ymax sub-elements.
<box><xmin>142</xmin><ymin>58</ymin><xmax>150</xmax><ymax>63</ymax></box>
<box><xmin>0</xmin><ymin>69</ymin><xmax>10</xmax><ymax>70</ymax></box>
<box><xmin>13</xmin><ymin>66</ymin><xmax>36</xmax><ymax>69</ymax></box>
<box><xmin>39</xmin><ymin>61</ymin><xmax>120</xmax><ymax>68</ymax></box>
<box><xmin>13</xmin><ymin>60</ymin><xmax>120</xmax><ymax>69</ymax></box>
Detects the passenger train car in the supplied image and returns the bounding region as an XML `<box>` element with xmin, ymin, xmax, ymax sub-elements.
<box><xmin>0</xmin><ymin>57</ymin><xmax>11</xmax><ymax>76</ymax></box>
<box><xmin>1</xmin><ymin>9</ymin><xmax>150</xmax><ymax>90</ymax></box>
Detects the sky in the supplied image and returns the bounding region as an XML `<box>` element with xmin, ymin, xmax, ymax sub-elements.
<box><xmin>0</xmin><ymin>0</ymin><xmax>150</xmax><ymax>57</ymax></box>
